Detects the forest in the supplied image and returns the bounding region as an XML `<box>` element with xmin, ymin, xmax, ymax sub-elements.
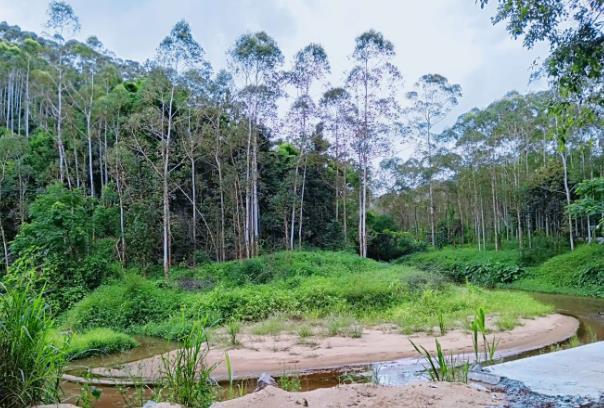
<box><xmin>0</xmin><ymin>0</ymin><xmax>603</xmax><ymax>407</ymax></box>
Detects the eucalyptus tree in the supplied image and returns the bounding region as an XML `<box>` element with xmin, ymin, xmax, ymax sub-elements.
<box><xmin>45</xmin><ymin>0</ymin><xmax>80</xmax><ymax>186</ymax></box>
<box><xmin>320</xmin><ymin>87</ymin><xmax>353</xmax><ymax>239</ymax></box>
<box><xmin>66</xmin><ymin>40</ymin><xmax>104</xmax><ymax>196</ymax></box>
<box><xmin>286</xmin><ymin>43</ymin><xmax>330</xmax><ymax>249</ymax></box>
<box><xmin>346</xmin><ymin>30</ymin><xmax>401</xmax><ymax>257</ymax></box>
<box><xmin>406</xmin><ymin>74</ymin><xmax>462</xmax><ymax>246</ymax></box>
<box><xmin>130</xmin><ymin>20</ymin><xmax>204</xmax><ymax>278</ymax></box>
<box><xmin>229</xmin><ymin>32</ymin><xmax>283</xmax><ymax>257</ymax></box>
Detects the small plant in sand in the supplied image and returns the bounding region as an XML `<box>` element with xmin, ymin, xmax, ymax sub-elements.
<box><xmin>411</xmin><ymin>308</ymin><xmax>500</xmax><ymax>383</ymax></box>
<box><xmin>438</xmin><ymin>312</ymin><xmax>447</xmax><ymax>336</ymax></box>
<box><xmin>226</xmin><ymin>320</ymin><xmax>241</xmax><ymax>346</ymax></box>
<box><xmin>223</xmin><ymin>352</ymin><xmax>247</xmax><ymax>399</ymax></box>
<box><xmin>77</xmin><ymin>374</ymin><xmax>102</xmax><ymax>408</ymax></box>
<box><xmin>471</xmin><ymin>307</ymin><xmax>498</xmax><ymax>364</ymax></box>
<box><xmin>117</xmin><ymin>377</ymin><xmax>154</xmax><ymax>408</ymax></box>
<box><xmin>410</xmin><ymin>338</ymin><xmax>470</xmax><ymax>383</ymax></box>
<box><xmin>278</xmin><ymin>374</ymin><xmax>301</xmax><ymax>392</ymax></box>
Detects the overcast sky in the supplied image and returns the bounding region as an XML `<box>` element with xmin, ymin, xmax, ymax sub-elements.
<box><xmin>1</xmin><ymin>0</ymin><xmax>548</xmax><ymax>156</ymax></box>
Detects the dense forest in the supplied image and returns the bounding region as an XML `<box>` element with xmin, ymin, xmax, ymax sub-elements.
<box><xmin>0</xmin><ymin>0</ymin><xmax>602</xmax><ymax>307</ymax></box>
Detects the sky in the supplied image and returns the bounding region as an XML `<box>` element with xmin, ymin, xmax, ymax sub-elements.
<box><xmin>1</xmin><ymin>0</ymin><xmax>549</xmax><ymax>157</ymax></box>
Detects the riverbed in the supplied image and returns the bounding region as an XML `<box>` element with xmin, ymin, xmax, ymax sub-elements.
<box><xmin>60</xmin><ymin>292</ymin><xmax>604</xmax><ymax>407</ymax></box>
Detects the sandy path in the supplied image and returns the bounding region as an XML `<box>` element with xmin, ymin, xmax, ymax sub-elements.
<box><xmin>91</xmin><ymin>313</ymin><xmax>577</xmax><ymax>382</ymax></box>
<box><xmin>212</xmin><ymin>383</ymin><xmax>506</xmax><ymax>408</ymax></box>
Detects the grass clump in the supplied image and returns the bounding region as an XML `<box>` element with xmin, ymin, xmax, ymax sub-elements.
<box><xmin>226</xmin><ymin>321</ymin><xmax>241</xmax><ymax>346</ymax></box>
<box><xmin>0</xmin><ymin>278</ymin><xmax>66</xmax><ymax>408</ymax></box>
<box><xmin>57</xmin><ymin>328</ymin><xmax>139</xmax><ymax>360</ymax></box>
<box><xmin>156</xmin><ymin>320</ymin><xmax>216</xmax><ymax>408</ymax></box>
<box><xmin>511</xmin><ymin>245</ymin><xmax>604</xmax><ymax>297</ymax></box>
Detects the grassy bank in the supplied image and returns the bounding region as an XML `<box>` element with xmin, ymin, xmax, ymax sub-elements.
<box><xmin>510</xmin><ymin>245</ymin><xmax>604</xmax><ymax>297</ymax></box>
<box><xmin>51</xmin><ymin>328</ymin><xmax>139</xmax><ymax>360</ymax></box>
<box><xmin>402</xmin><ymin>244</ymin><xmax>604</xmax><ymax>298</ymax></box>
<box><xmin>62</xmin><ymin>251</ymin><xmax>551</xmax><ymax>342</ymax></box>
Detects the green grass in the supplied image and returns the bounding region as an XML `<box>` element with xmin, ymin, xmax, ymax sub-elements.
<box><xmin>511</xmin><ymin>245</ymin><xmax>604</xmax><ymax>297</ymax></box>
<box><xmin>52</xmin><ymin>328</ymin><xmax>139</xmax><ymax>360</ymax></box>
<box><xmin>62</xmin><ymin>251</ymin><xmax>553</xmax><ymax>341</ymax></box>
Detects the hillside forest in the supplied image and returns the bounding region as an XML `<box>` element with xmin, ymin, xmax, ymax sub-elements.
<box><xmin>0</xmin><ymin>0</ymin><xmax>602</xmax><ymax>313</ymax></box>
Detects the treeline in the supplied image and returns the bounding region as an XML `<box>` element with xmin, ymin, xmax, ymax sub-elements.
<box><xmin>1</xmin><ymin>0</ymin><xmax>602</xmax><ymax>284</ymax></box>
<box><xmin>378</xmin><ymin>91</ymin><xmax>603</xmax><ymax>250</ymax></box>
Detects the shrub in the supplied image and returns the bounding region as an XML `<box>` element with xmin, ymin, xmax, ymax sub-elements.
<box><xmin>367</xmin><ymin>230</ymin><xmax>426</xmax><ymax>261</ymax></box>
<box><xmin>0</xmin><ymin>279</ymin><xmax>66</xmax><ymax>407</ymax></box>
<box><xmin>60</xmin><ymin>328</ymin><xmax>139</xmax><ymax>360</ymax></box>
<box><xmin>402</xmin><ymin>248</ymin><xmax>525</xmax><ymax>287</ymax></box>
<box><xmin>63</xmin><ymin>274</ymin><xmax>186</xmax><ymax>331</ymax></box>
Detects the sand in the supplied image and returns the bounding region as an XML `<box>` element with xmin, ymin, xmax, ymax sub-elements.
<box><xmin>90</xmin><ymin>313</ymin><xmax>578</xmax><ymax>382</ymax></box>
<box><xmin>212</xmin><ymin>383</ymin><xmax>506</xmax><ymax>408</ymax></box>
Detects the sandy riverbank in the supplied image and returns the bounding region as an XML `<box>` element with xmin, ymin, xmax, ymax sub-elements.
<box><xmin>212</xmin><ymin>382</ymin><xmax>506</xmax><ymax>408</ymax></box>
<box><xmin>90</xmin><ymin>313</ymin><xmax>578</xmax><ymax>382</ymax></box>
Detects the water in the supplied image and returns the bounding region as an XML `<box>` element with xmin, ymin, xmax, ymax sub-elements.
<box><xmin>60</xmin><ymin>293</ymin><xmax>604</xmax><ymax>407</ymax></box>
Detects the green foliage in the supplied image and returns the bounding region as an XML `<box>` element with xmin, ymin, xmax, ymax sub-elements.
<box><xmin>55</xmin><ymin>328</ymin><xmax>139</xmax><ymax>360</ymax></box>
<box><xmin>277</xmin><ymin>375</ymin><xmax>301</xmax><ymax>392</ymax></box>
<box><xmin>366</xmin><ymin>213</ymin><xmax>426</xmax><ymax>261</ymax></box>
<box><xmin>65</xmin><ymin>252</ymin><xmax>551</xmax><ymax>341</ymax></box>
<box><xmin>0</xmin><ymin>278</ymin><xmax>66</xmax><ymax>407</ymax></box>
<box><xmin>512</xmin><ymin>244</ymin><xmax>604</xmax><ymax>297</ymax></box>
<box><xmin>63</xmin><ymin>274</ymin><xmax>186</xmax><ymax>332</ymax></box>
<box><xmin>567</xmin><ymin>177</ymin><xmax>604</xmax><ymax>233</ymax></box>
<box><xmin>519</xmin><ymin>233</ymin><xmax>569</xmax><ymax>266</ymax></box>
<box><xmin>9</xmin><ymin>184</ymin><xmax>120</xmax><ymax>310</ymax></box>
<box><xmin>402</xmin><ymin>247</ymin><xmax>524</xmax><ymax>287</ymax></box>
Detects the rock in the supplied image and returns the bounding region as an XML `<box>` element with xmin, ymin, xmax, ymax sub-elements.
<box><xmin>255</xmin><ymin>373</ymin><xmax>277</xmax><ymax>392</ymax></box>
<box><xmin>468</xmin><ymin>370</ymin><xmax>501</xmax><ymax>385</ymax></box>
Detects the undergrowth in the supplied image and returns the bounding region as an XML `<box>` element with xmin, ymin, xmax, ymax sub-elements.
<box><xmin>62</xmin><ymin>251</ymin><xmax>551</xmax><ymax>341</ymax></box>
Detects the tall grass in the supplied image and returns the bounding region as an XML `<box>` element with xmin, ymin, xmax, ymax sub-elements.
<box><xmin>0</xmin><ymin>279</ymin><xmax>66</xmax><ymax>407</ymax></box>
<box><xmin>157</xmin><ymin>320</ymin><xmax>216</xmax><ymax>408</ymax></box>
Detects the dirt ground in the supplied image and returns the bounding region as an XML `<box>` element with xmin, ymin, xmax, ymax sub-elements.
<box><xmin>91</xmin><ymin>313</ymin><xmax>578</xmax><ymax>381</ymax></box>
<box><xmin>212</xmin><ymin>382</ymin><xmax>506</xmax><ymax>408</ymax></box>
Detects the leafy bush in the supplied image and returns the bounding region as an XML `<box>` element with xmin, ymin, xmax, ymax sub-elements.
<box><xmin>57</xmin><ymin>328</ymin><xmax>139</xmax><ymax>360</ymax></box>
<box><xmin>184</xmin><ymin>250</ymin><xmax>380</xmax><ymax>287</ymax></box>
<box><xmin>365</xmin><ymin>213</ymin><xmax>426</xmax><ymax>261</ymax></box>
<box><xmin>519</xmin><ymin>233</ymin><xmax>568</xmax><ymax>266</ymax></box>
<box><xmin>402</xmin><ymin>248</ymin><xmax>525</xmax><ymax>287</ymax></box>
<box><xmin>0</xmin><ymin>278</ymin><xmax>66</xmax><ymax>407</ymax></box>
<box><xmin>63</xmin><ymin>274</ymin><xmax>187</xmax><ymax>331</ymax></box>
<box><xmin>9</xmin><ymin>184</ymin><xmax>120</xmax><ymax>310</ymax></box>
